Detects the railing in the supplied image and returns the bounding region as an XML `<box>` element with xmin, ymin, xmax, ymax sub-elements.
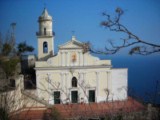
<box><xmin>36</xmin><ymin>31</ymin><xmax>55</xmax><ymax>36</ymax></box>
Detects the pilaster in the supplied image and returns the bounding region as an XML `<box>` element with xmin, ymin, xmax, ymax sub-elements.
<box><xmin>96</xmin><ymin>71</ymin><xmax>100</xmax><ymax>101</ymax></box>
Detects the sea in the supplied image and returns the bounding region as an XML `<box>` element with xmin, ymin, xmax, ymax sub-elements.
<box><xmin>98</xmin><ymin>54</ymin><xmax>160</xmax><ymax>105</ymax></box>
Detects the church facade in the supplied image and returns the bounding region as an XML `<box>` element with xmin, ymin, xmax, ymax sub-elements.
<box><xmin>35</xmin><ymin>9</ymin><xmax>128</xmax><ymax>105</ymax></box>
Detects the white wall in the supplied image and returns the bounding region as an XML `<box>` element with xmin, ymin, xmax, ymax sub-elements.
<box><xmin>111</xmin><ymin>69</ymin><xmax>128</xmax><ymax>101</ymax></box>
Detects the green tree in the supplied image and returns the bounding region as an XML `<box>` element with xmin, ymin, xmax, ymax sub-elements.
<box><xmin>0</xmin><ymin>24</ymin><xmax>34</xmax><ymax>79</ymax></box>
<box><xmin>2</xmin><ymin>43</ymin><xmax>12</xmax><ymax>56</ymax></box>
<box><xmin>17</xmin><ymin>41</ymin><xmax>34</xmax><ymax>56</ymax></box>
<box><xmin>0</xmin><ymin>58</ymin><xmax>19</xmax><ymax>79</ymax></box>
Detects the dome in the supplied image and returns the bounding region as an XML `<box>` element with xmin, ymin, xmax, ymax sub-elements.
<box><xmin>38</xmin><ymin>8</ymin><xmax>52</xmax><ymax>21</ymax></box>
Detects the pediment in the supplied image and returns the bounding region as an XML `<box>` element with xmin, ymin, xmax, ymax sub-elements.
<box><xmin>59</xmin><ymin>36</ymin><xmax>83</xmax><ymax>49</ymax></box>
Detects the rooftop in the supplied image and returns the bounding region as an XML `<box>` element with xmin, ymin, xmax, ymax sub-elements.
<box><xmin>10</xmin><ymin>97</ymin><xmax>145</xmax><ymax>120</ymax></box>
<box><xmin>38</xmin><ymin>8</ymin><xmax>52</xmax><ymax>21</ymax></box>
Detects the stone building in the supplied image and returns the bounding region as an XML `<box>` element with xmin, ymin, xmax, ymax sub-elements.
<box><xmin>35</xmin><ymin>8</ymin><xmax>128</xmax><ymax>105</ymax></box>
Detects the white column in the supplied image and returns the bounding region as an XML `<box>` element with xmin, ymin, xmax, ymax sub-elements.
<box><xmin>81</xmin><ymin>72</ymin><xmax>87</xmax><ymax>103</ymax></box>
<box><xmin>78</xmin><ymin>72</ymin><xmax>83</xmax><ymax>85</ymax></box>
<box><xmin>106</xmin><ymin>71</ymin><xmax>112</xmax><ymax>101</ymax></box>
<box><xmin>62</xmin><ymin>52</ymin><xmax>65</xmax><ymax>66</ymax></box>
<box><xmin>47</xmin><ymin>73</ymin><xmax>51</xmax><ymax>90</ymax></box>
<box><xmin>83</xmin><ymin>72</ymin><xmax>86</xmax><ymax>81</ymax></box>
<box><xmin>74</xmin><ymin>52</ymin><xmax>77</xmax><ymax>66</ymax></box>
<box><xmin>96</xmin><ymin>72</ymin><xmax>99</xmax><ymax>102</ymax></box>
<box><xmin>47</xmin><ymin>73</ymin><xmax>52</xmax><ymax>104</ymax></box>
<box><xmin>68</xmin><ymin>52</ymin><xmax>70</xmax><ymax>66</ymax></box>
<box><xmin>79</xmin><ymin>72</ymin><xmax>83</xmax><ymax>82</ymax></box>
<box><xmin>83</xmin><ymin>54</ymin><xmax>85</xmax><ymax>66</ymax></box>
<box><xmin>71</xmin><ymin>52</ymin><xmax>73</xmax><ymax>66</ymax></box>
<box><xmin>67</xmin><ymin>52</ymin><xmax>69</xmax><ymax>66</ymax></box>
<box><xmin>78</xmin><ymin>72</ymin><xmax>81</xmax><ymax>102</ymax></box>
<box><xmin>78</xmin><ymin>52</ymin><xmax>81</xmax><ymax>66</ymax></box>
<box><xmin>61</xmin><ymin>52</ymin><xmax>63</xmax><ymax>66</ymax></box>
<box><xmin>107</xmin><ymin>71</ymin><xmax>111</xmax><ymax>91</ymax></box>
<box><xmin>80</xmin><ymin>52</ymin><xmax>83</xmax><ymax>66</ymax></box>
<box><xmin>36</xmin><ymin>73</ymin><xmax>41</xmax><ymax>97</ymax></box>
<box><xmin>65</xmin><ymin>52</ymin><xmax>68</xmax><ymax>66</ymax></box>
<box><xmin>60</xmin><ymin>72</ymin><xmax>66</xmax><ymax>102</ymax></box>
<box><xmin>83</xmin><ymin>72</ymin><xmax>86</xmax><ymax>89</ymax></box>
<box><xmin>65</xmin><ymin>73</ymin><xmax>68</xmax><ymax>96</ymax></box>
<box><xmin>61</xmin><ymin>73</ymin><xmax>64</xmax><ymax>89</ymax></box>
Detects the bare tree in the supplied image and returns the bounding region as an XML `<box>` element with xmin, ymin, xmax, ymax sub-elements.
<box><xmin>90</xmin><ymin>7</ymin><xmax>160</xmax><ymax>55</ymax></box>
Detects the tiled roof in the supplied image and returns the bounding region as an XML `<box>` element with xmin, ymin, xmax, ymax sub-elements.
<box><xmin>10</xmin><ymin>97</ymin><xmax>146</xmax><ymax>120</ymax></box>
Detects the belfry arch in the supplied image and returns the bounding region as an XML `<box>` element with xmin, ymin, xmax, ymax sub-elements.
<box><xmin>43</xmin><ymin>41</ymin><xmax>48</xmax><ymax>53</ymax></box>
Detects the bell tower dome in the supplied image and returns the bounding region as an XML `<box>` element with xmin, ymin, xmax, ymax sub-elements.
<box><xmin>36</xmin><ymin>8</ymin><xmax>55</xmax><ymax>60</ymax></box>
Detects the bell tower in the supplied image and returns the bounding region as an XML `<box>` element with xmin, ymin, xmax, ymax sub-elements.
<box><xmin>36</xmin><ymin>8</ymin><xmax>55</xmax><ymax>60</ymax></box>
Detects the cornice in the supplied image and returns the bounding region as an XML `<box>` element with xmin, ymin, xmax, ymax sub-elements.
<box><xmin>35</xmin><ymin>65</ymin><xmax>112</xmax><ymax>70</ymax></box>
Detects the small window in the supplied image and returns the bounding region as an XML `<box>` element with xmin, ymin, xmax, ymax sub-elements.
<box><xmin>43</xmin><ymin>42</ymin><xmax>48</xmax><ymax>53</ymax></box>
<box><xmin>72</xmin><ymin>77</ymin><xmax>77</xmax><ymax>87</ymax></box>
<box><xmin>44</xmin><ymin>28</ymin><xmax>46</xmax><ymax>35</ymax></box>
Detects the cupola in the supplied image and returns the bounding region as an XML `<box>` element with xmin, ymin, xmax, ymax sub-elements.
<box><xmin>36</xmin><ymin>8</ymin><xmax>54</xmax><ymax>37</ymax></box>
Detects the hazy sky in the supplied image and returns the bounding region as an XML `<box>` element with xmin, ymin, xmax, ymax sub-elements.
<box><xmin>0</xmin><ymin>0</ymin><xmax>160</xmax><ymax>55</ymax></box>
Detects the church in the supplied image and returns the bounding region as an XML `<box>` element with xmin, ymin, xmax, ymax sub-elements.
<box><xmin>35</xmin><ymin>8</ymin><xmax>128</xmax><ymax>105</ymax></box>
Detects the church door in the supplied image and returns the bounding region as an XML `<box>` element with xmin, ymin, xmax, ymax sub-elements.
<box><xmin>54</xmin><ymin>91</ymin><xmax>60</xmax><ymax>104</ymax></box>
<box><xmin>71</xmin><ymin>91</ymin><xmax>78</xmax><ymax>103</ymax></box>
<box><xmin>89</xmin><ymin>90</ymin><xmax>95</xmax><ymax>102</ymax></box>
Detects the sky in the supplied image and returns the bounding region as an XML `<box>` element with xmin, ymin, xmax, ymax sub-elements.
<box><xmin>0</xmin><ymin>0</ymin><xmax>160</xmax><ymax>55</ymax></box>
<box><xmin>0</xmin><ymin>0</ymin><xmax>160</xmax><ymax>103</ymax></box>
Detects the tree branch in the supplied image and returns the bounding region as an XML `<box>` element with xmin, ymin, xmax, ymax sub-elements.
<box><xmin>92</xmin><ymin>7</ymin><xmax>160</xmax><ymax>55</ymax></box>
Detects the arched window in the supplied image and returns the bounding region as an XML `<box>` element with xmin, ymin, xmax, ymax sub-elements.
<box><xmin>44</xmin><ymin>28</ymin><xmax>46</xmax><ymax>35</ymax></box>
<box><xmin>43</xmin><ymin>42</ymin><xmax>48</xmax><ymax>53</ymax></box>
<box><xmin>72</xmin><ymin>77</ymin><xmax>77</xmax><ymax>87</ymax></box>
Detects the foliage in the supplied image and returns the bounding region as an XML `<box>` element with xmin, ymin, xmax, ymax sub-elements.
<box><xmin>0</xmin><ymin>29</ymin><xmax>16</xmax><ymax>57</ymax></box>
<box><xmin>90</xmin><ymin>7</ymin><xmax>160</xmax><ymax>55</ymax></box>
<box><xmin>17</xmin><ymin>41</ymin><xmax>34</xmax><ymax>56</ymax></box>
<box><xmin>2</xmin><ymin>43</ymin><xmax>12</xmax><ymax>56</ymax></box>
<box><xmin>104</xmin><ymin>113</ymin><xmax>123</xmax><ymax>120</ymax></box>
<box><xmin>50</xmin><ymin>107</ymin><xmax>63</xmax><ymax>120</ymax></box>
<box><xmin>44</xmin><ymin>107</ymin><xmax>63</xmax><ymax>120</ymax></box>
<box><xmin>0</xmin><ymin>57</ymin><xmax>19</xmax><ymax>78</ymax></box>
<box><xmin>0</xmin><ymin>28</ymin><xmax>34</xmax><ymax>79</ymax></box>
<box><xmin>0</xmin><ymin>107</ymin><xmax>9</xmax><ymax>120</ymax></box>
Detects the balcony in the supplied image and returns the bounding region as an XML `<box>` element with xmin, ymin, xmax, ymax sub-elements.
<box><xmin>36</xmin><ymin>31</ymin><xmax>55</xmax><ymax>37</ymax></box>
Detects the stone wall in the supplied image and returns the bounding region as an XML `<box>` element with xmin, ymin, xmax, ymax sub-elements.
<box><xmin>0</xmin><ymin>75</ymin><xmax>24</xmax><ymax>112</ymax></box>
<box><xmin>0</xmin><ymin>75</ymin><xmax>45</xmax><ymax>114</ymax></box>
